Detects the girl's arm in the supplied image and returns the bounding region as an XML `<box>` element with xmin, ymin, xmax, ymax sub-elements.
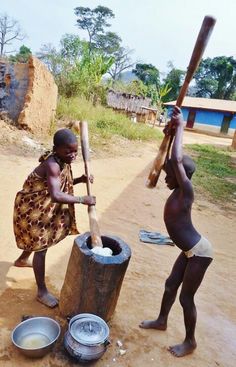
<box><xmin>46</xmin><ymin>162</ymin><xmax>95</xmax><ymax>205</ymax></box>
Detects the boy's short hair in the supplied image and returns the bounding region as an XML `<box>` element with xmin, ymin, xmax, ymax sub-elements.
<box><xmin>182</xmin><ymin>155</ymin><xmax>196</xmax><ymax>179</ymax></box>
<box><xmin>166</xmin><ymin>155</ymin><xmax>196</xmax><ymax>179</ymax></box>
<box><xmin>53</xmin><ymin>129</ymin><xmax>77</xmax><ymax>147</ymax></box>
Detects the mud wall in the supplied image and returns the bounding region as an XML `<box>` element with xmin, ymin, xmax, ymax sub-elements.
<box><xmin>18</xmin><ymin>56</ymin><xmax>58</xmax><ymax>135</ymax></box>
<box><xmin>0</xmin><ymin>60</ymin><xmax>29</xmax><ymax>121</ymax></box>
<box><xmin>0</xmin><ymin>56</ymin><xmax>58</xmax><ymax>135</ymax></box>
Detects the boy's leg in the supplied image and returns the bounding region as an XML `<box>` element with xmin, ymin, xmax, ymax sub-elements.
<box><xmin>33</xmin><ymin>250</ymin><xmax>58</xmax><ymax>308</ymax></box>
<box><xmin>168</xmin><ymin>255</ymin><xmax>212</xmax><ymax>357</ymax></box>
<box><xmin>139</xmin><ymin>252</ymin><xmax>188</xmax><ymax>330</ymax></box>
<box><xmin>14</xmin><ymin>250</ymin><xmax>32</xmax><ymax>267</ymax></box>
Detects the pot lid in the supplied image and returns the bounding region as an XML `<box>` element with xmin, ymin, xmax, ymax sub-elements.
<box><xmin>69</xmin><ymin>314</ymin><xmax>109</xmax><ymax>345</ymax></box>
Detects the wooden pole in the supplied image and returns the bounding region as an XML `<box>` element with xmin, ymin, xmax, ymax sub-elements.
<box><xmin>231</xmin><ymin>129</ymin><xmax>236</xmax><ymax>150</ymax></box>
<box><xmin>146</xmin><ymin>15</ymin><xmax>216</xmax><ymax>188</ymax></box>
<box><xmin>79</xmin><ymin>121</ymin><xmax>103</xmax><ymax>247</ymax></box>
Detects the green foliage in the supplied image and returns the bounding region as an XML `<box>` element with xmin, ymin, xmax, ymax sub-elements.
<box><xmin>74</xmin><ymin>6</ymin><xmax>134</xmax><ymax>80</ymax></box>
<box><xmin>9</xmin><ymin>45</ymin><xmax>32</xmax><ymax>63</ymax></box>
<box><xmin>39</xmin><ymin>39</ymin><xmax>114</xmax><ymax>103</ymax></box>
<box><xmin>162</xmin><ymin>62</ymin><xmax>185</xmax><ymax>102</ymax></box>
<box><xmin>111</xmin><ymin>79</ymin><xmax>148</xmax><ymax>97</ymax></box>
<box><xmin>57</xmin><ymin>96</ymin><xmax>162</xmax><ymax>144</ymax></box>
<box><xmin>133</xmin><ymin>63</ymin><xmax>160</xmax><ymax>88</ymax></box>
<box><xmin>131</xmin><ymin>63</ymin><xmax>172</xmax><ymax>107</ymax></box>
<box><xmin>66</xmin><ymin>48</ymin><xmax>114</xmax><ymax>103</ymax></box>
<box><xmin>74</xmin><ymin>6</ymin><xmax>114</xmax><ymax>49</ymax></box>
<box><xmin>189</xmin><ymin>144</ymin><xmax>236</xmax><ymax>202</ymax></box>
<box><xmin>60</xmin><ymin>34</ymin><xmax>85</xmax><ymax>63</ymax></box>
<box><xmin>151</xmin><ymin>83</ymin><xmax>172</xmax><ymax>108</ymax></box>
<box><xmin>194</xmin><ymin>56</ymin><xmax>236</xmax><ymax>99</ymax></box>
<box><xmin>94</xmin><ymin>31</ymin><xmax>121</xmax><ymax>55</ymax></box>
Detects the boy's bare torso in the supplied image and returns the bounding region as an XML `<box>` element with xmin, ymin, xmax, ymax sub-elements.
<box><xmin>164</xmin><ymin>187</ymin><xmax>201</xmax><ymax>251</ymax></box>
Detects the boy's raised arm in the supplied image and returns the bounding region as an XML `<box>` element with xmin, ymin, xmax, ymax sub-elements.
<box><xmin>171</xmin><ymin>107</ymin><xmax>192</xmax><ymax>191</ymax></box>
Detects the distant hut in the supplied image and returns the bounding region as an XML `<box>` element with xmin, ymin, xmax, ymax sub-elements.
<box><xmin>106</xmin><ymin>90</ymin><xmax>158</xmax><ymax>124</ymax></box>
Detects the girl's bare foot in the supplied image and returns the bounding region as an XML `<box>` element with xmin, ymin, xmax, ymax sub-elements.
<box><xmin>139</xmin><ymin>319</ymin><xmax>167</xmax><ymax>330</ymax></box>
<box><xmin>168</xmin><ymin>340</ymin><xmax>197</xmax><ymax>357</ymax></box>
<box><xmin>14</xmin><ymin>259</ymin><xmax>33</xmax><ymax>268</ymax></box>
<box><xmin>37</xmin><ymin>292</ymin><xmax>59</xmax><ymax>308</ymax></box>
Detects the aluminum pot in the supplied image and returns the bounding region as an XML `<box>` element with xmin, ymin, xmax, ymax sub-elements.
<box><xmin>11</xmin><ymin>317</ymin><xmax>61</xmax><ymax>358</ymax></box>
<box><xmin>64</xmin><ymin>313</ymin><xmax>110</xmax><ymax>362</ymax></box>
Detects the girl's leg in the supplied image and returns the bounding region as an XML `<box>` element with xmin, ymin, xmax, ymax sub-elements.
<box><xmin>33</xmin><ymin>250</ymin><xmax>58</xmax><ymax>308</ymax></box>
<box><xmin>14</xmin><ymin>250</ymin><xmax>32</xmax><ymax>267</ymax></box>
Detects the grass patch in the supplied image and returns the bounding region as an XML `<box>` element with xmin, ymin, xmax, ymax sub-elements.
<box><xmin>56</xmin><ymin>96</ymin><xmax>162</xmax><ymax>146</ymax></box>
<box><xmin>188</xmin><ymin>144</ymin><xmax>236</xmax><ymax>203</ymax></box>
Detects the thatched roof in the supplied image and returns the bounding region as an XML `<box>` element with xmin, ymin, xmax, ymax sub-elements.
<box><xmin>107</xmin><ymin>90</ymin><xmax>153</xmax><ymax>114</ymax></box>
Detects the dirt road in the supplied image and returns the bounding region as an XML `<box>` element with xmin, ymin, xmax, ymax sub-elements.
<box><xmin>0</xmin><ymin>131</ymin><xmax>235</xmax><ymax>367</ymax></box>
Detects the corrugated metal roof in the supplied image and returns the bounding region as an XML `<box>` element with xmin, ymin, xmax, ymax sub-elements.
<box><xmin>164</xmin><ymin>97</ymin><xmax>236</xmax><ymax>113</ymax></box>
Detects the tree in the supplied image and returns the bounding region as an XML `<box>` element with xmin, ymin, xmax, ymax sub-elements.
<box><xmin>132</xmin><ymin>63</ymin><xmax>160</xmax><ymax>88</ymax></box>
<box><xmin>60</xmin><ymin>34</ymin><xmax>85</xmax><ymax>64</ymax></box>
<box><xmin>74</xmin><ymin>6</ymin><xmax>114</xmax><ymax>50</ymax></box>
<box><xmin>38</xmin><ymin>37</ymin><xmax>114</xmax><ymax>103</ymax></box>
<box><xmin>162</xmin><ymin>61</ymin><xmax>185</xmax><ymax>102</ymax></box>
<box><xmin>108</xmin><ymin>46</ymin><xmax>135</xmax><ymax>81</ymax></box>
<box><xmin>94</xmin><ymin>31</ymin><xmax>121</xmax><ymax>55</ymax></box>
<box><xmin>36</xmin><ymin>43</ymin><xmax>64</xmax><ymax>76</ymax></box>
<box><xmin>60</xmin><ymin>46</ymin><xmax>114</xmax><ymax>103</ymax></box>
<box><xmin>9</xmin><ymin>45</ymin><xmax>32</xmax><ymax>63</ymax></box>
<box><xmin>74</xmin><ymin>7</ymin><xmax>136</xmax><ymax>82</ymax></box>
<box><xmin>0</xmin><ymin>13</ymin><xmax>25</xmax><ymax>56</ymax></box>
<box><xmin>194</xmin><ymin>56</ymin><xmax>236</xmax><ymax>100</ymax></box>
<box><xmin>111</xmin><ymin>79</ymin><xmax>148</xmax><ymax>97</ymax></box>
<box><xmin>94</xmin><ymin>31</ymin><xmax>135</xmax><ymax>82</ymax></box>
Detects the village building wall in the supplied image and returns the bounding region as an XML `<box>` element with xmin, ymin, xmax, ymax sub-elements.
<box><xmin>165</xmin><ymin>97</ymin><xmax>236</xmax><ymax>137</ymax></box>
<box><xmin>0</xmin><ymin>56</ymin><xmax>58</xmax><ymax>135</ymax></box>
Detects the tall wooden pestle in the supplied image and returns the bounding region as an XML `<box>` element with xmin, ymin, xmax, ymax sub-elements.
<box><xmin>79</xmin><ymin>121</ymin><xmax>103</xmax><ymax>247</ymax></box>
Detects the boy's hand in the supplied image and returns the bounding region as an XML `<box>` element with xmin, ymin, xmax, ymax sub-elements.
<box><xmin>80</xmin><ymin>195</ymin><xmax>96</xmax><ymax>205</ymax></box>
<box><xmin>163</xmin><ymin>123</ymin><xmax>173</xmax><ymax>136</ymax></box>
<box><xmin>171</xmin><ymin>106</ymin><xmax>184</xmax><ymax>127</ymax></box>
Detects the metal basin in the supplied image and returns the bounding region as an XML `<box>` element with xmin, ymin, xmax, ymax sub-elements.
<box><xmin>11</xmin><ymin>317</ymin><xmax>61</xmax><ymax>358</ymax></box>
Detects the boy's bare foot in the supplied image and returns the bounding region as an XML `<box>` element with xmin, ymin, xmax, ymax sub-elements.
<box><xmin>168</xmin><ymin>340</ymin><xmax>197</xmax><ymax>357</ymax></box>
<box><xmin>139</xmin><ymin>319</ymin><xmax>167</xmax><ymax>330</ymax></box>
<box><xmin>14</xmin><ymin>259</ymin><xmax>33</xmax><ymax>268</ymax></box>
<box><xmin>37</xmin><ymin>292</ymin><xmax>59</xmax><ymax>308</ymax></box>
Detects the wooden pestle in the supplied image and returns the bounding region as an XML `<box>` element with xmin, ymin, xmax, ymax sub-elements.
<box><xmin>146</xmin><ymin>15</ymin><xmax>216</xmax><ymax>188</ymax></box>
<box><xmin>79</xmin><ymin>121</ymin><xmax>103</xmax><ymax>247</ymax></box>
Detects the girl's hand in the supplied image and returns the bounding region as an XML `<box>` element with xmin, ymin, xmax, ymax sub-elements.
<box><xmin>78</xmin><ymin>174</ymin><xmax>94</xmax><ymax>184</ymax></box>
<box><xmin>79</xmin><ymin>195</ymin><xmax>96</xmax><ymax>205</ymax></box>
<box><xmin>88</xmin><ymin>174</ymin><xmax>94</xmax><ymax>184</ymax></box>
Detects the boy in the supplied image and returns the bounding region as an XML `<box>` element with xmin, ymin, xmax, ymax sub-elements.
<box><xmin>139</xmin><ymin>106</ymin><xmax>213</xmax><ymax>357</ymax></box>
<box><xmin>13</xmin><ymin>128</ymin><xmax>95</xmax><ymax>308</ymax></box>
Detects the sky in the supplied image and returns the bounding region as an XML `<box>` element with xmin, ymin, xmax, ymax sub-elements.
<box><xmin>2</xmin><ymin>0</ymin><xmax>236</xmax><ymax>75</ymax></box>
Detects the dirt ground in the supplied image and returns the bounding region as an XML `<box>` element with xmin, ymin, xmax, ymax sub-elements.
<box><xmin>0</xmin><ymin>126</ymin><xmax>235</xmax><ymax>367</ymax></box>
